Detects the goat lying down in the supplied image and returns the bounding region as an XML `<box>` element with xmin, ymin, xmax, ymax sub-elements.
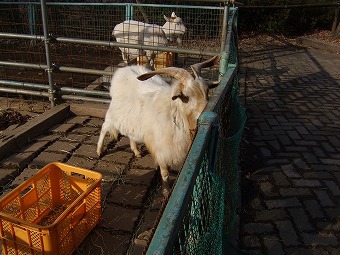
<box><xmin>113</xmin><ymin>12</ymin><xmax>186</xmax><ymax>68</ymax></box>
<box><xmin>97</xmin><ymin>56</ymin><xmax>218</xmax><ymax>196</ymax></box>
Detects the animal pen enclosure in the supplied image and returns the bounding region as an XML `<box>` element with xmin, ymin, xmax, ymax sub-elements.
<box><xmin>0</xmin><ymin>1</ymin><xmax>245</xmax><ymax>254</ymax></box>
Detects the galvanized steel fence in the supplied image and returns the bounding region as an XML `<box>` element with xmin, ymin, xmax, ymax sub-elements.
<box><xmin>0</xmin><ymin>2</ymin><xmax>245</xmax><ymax>254</ymax></box>
<box><xmin>0</xmin><ymin>1</ymin><xmax>228</xmax><ymax>106</ymax></box>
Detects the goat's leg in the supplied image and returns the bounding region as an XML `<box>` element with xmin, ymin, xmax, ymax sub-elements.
<box><xmin>97</xmin><ymin>126</ymin><xmax>107</xmax><ymax>156</ymax></box>
<box><xmin>97</xmin><ymin>121</ymin><xmax>116</xmax><ymax>156</ymax></box>
<box><xmin>159</xmin><ymin>164</ymin><xmax>170</xmax><ymax>197</ymax></box>
<box><xmin>146</xmin><ymin>52</ymin><xmax>155</xmax><ymax>70</ymax></box>
<box><xmin>130</xmin><ymin>139</ymin><xmax>141</xmax><ymax>158</ymax></box>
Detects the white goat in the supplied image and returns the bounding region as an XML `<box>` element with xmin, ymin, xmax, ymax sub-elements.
<box><xmin>113</xmin><ymin>12</ymin><xmax>186</xmax><ymax>68</ymax></box>
<box><xmin>96</xmin><ymin>56</ymin><xmax>218</xmax><ymax>196</ymax></box>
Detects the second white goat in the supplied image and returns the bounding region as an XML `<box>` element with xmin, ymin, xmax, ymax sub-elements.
<box><xmin>96</xmin><ymin>57</ymin><xmax>218</xmax><ymax>196</ymax></box>
<box><xmin>113</xmin><ymin>12</ymin><xmax>186</xmax><ymax>68</ymax></box>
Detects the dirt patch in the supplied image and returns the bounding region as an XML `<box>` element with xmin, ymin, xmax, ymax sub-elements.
<box><xmin>239</xmin><ymin>30</ymin><xmax>339</xmax><ymax>52</ymax></box>
<box><xmin>304</xmin><ymin>30</ymin><xmax>340</xmax><ymax>45</ymax></box>
<box><xmin>0</xmin><ymin>108</ymin><xmax>30</xmax><ymax>131</ymax></box>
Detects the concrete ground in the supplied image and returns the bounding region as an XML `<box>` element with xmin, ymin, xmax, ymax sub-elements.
<box><xmin>238</xmin><ymin>35</ymin><xmax>340</xmax><ymax>254</ymax></box>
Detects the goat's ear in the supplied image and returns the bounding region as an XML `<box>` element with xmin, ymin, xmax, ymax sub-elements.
<box><xmin>137</xmin><ymin>73</ymin><xmax>156</xmax><ymax>81</ymax></box>
<box><xmin>164</xmin><ymin>15</ymin><xmax>170</xmax><ymax>22</ymax></box>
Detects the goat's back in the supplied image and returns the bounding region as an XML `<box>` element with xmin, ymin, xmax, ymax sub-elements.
<box><xmin>113</xmin><ymin>20</ymin><xmax>167</xmax><ymax>45</ymax></box>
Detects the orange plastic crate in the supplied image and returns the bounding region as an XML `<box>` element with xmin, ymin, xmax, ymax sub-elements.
<box><xmin>0</xmin><ymin>162</ymin><xmax>102</xmax><ymax>255</ymax></box>
<box><xmin>137</xmin><ymin>52</ymin><xmax>174</xmax><ymax>70</ymax></box>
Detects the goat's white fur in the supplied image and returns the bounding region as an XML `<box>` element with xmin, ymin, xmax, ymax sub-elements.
<box><xmin>113</xmin><ymin>12</ymin><xmax>186</xmax><ymax>68</ymax></box>
<box><xmin>97</xmin><ymin>65</ymin><xmax>208</xmax><ymax>196</ymax></box>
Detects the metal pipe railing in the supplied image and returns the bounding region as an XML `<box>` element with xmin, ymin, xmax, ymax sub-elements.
<box><xmin>40</xmin><ymin>0</ymin><xmax>55</xmax><ymax>107</ymax></box>
<box><xmin>0</xmin><ymin>2</ymin><xmax>232</xmax><ymax>104</ymax></box>
<box><xmin>0</xmin><ymin>61</ymin><xmax>114</xmax><ymax>77</ymax></box>
<box><xmin>0</xmin><ymin>80</ymin><xmax>110</xmax><ymax>98</ymax></box>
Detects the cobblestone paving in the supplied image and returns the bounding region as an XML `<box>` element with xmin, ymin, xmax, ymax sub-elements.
<box><xmin>238</xmin><ymin>36</ymin><xmax>340</xmax><ymax>254</ymax></box>
<box><xmin>0</xmin><ymin>114</ymin><xmax>170</xmax><ymax>254</ymax></box>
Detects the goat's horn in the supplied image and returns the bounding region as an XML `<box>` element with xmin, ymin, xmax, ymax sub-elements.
<box><xmin>137</xmin><ymin>67</ymin><xmax>193</xmax><ymax>84</ymax></box>
<box><xmin>191</xmin><ymin>55</ymin><xmax>220</xmax><ymax>79</ymax></box>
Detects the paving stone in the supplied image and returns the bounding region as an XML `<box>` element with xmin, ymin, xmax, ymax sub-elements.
<box><xmin>277</xmin><ymin>135</ymin><xmax>292</xmax><ymax>146</ymax></box>
<box><xmin>29</xmin><ymin>151</ymin><xmax>68</xmax><ymax>168</ymax></box>
<box><xmin>66</xmin><ymin>155</ymin><xmax>97</xmax><ymax>170</ymax></box>
<box><xmin>323</xmin><ymin>180</ymin><xmax>340</xmax><ymax>196</ymax></box>
<box><xmin>259</xmin><ymin>182</ymin><xmax>278</xmax><ymax>197</ymax></box>
<box><xmin>293</xmin><ymin>159</ymin><xmax>309</xmax><ymax>170</ymax></box>
<box><xmin>71</xmin><ymin>126</ymin><xmax>100</xmax><ymax>135</ymax></box>
<box><xmin>259</xmin><ymin>147</ymin><xmax>272</xmax><ymax>158</ymax></box>
<box><xmin>288</xmin><ymin>207</ymin><xmax>314</xmax><ymax>231</ymax></box>
<box><xmin>131</xmin><ymin>154</ymin><xmax>157</xmax><ymax>169</ymax></box>
<box><xmin>49</xmin><ymin>123</ymin><xmax>76</xmax><ymax>134</ymax></box>
<box><xmin>324</xmin><ymin>208</ymin><xmax>340</xmax><ymax>220</ymax></box>
<box><xmin>285</xmin><ymin>146</ymin><xmax>308</xmax><ymax>152</ymax></box>
<box><xmin>73</xmin><ymin>144</ymin><xmax>99</xmax><ymax>159</ymax></box>
<box><xmin>302</xmin><ymin>232</ymin><xmax>338</xmax><ymax>246</ymax></box>
<box><xmin>275</xmin><ymin>220</ymin><xmax>300</xmax><ymax>246</ymax></box>
<box><xmin>303</xmin><ymin>200</ymin><xmax>325</xmax><ymax>219</ymax></box>
<box><xmin>101</xmin><ymin>150</ymin><xmax>134</xmax><ymax>165</ymax></box>
<box><xmin>265</xmin><ymin>198</ymin><xmax>301</xmax><ymax>209</ymax></box>
<box><xmin>86</xmin><ymin>117</ymin><xmax>104</xmax><ymax>128</ymax></box>
<box><xmin>279</xmin><ymin>187</ymin><xmax>312</xmax><ymax>197</ymax></box>
<box><xmin>243</xmin><ymin>223</ymin><xmax>274</xmax><ymax>234</ymax></box>
<box><xmin>314</xmin><ymin>190</ymin><xmax>334</xmax><ymax>207</ymax></box>
<box><xmin>287</xmin><ymin>130</ymin><xmax>301</xmax><ymax>140</ymax></box>
<box><xmin>93</xmin><ymin>161</ymin><xmax>125</xmax><ymax>181</ymax></box>
<box><xmin>285</xmin><ymin>247</ymin><xmax>334</xmax><ymax>255</ymax></box>
<box><xmin>66</xmin><ymin>115</ymin><xmax>90</xmax><ymax>124</ymax></box>
<box><xmin>255</xmin><ymin>209</ymin><xmax>288</xmax><ymax>222</ymax></box>
<box><xmin>315</xmin><ymin>220</ymin><xmax>340</xmax><ymax>231</ymax></box>
<box><xmin>242</xmin><ymin>235</ymin><xmax>261</xmax><ymax>248</ymax></box>
<box><xmin>292</xmin><ymin>179</ymin><xmax>322</xmax><ymax>187</ymax></box>
<box><xmin>272</xmin><ymin>172</ymin><xmax>291</xmax><ymax>186</ymax></box>
<box><xmin>100</xmin><ymin>204</ymin><xmax>140</xmax><ymax>232</ymax></box>
<box><xmin>303</xmin><ymin>171</ymin><xmax>333</xmax><ymax>179</ymax></box>
<box><xmin>281</xmin><ymin>164</ymin><xmax>301</xmax><ymax>178</ymax></box>
<box><xmin>1</xmin><ymin>151</ymin><xmax>37</xmax><ymax>170</ymax></box>
<box><xmin>0</xmin><ymin>168</ymin><xmax>18</xmax><ymax>187</ymax></box>
<box><xmin>137</xmin><ymin>209</ymin><xmax>160</xmax><ymax>234</ymax></box>
<box><xmin>45</xmin><ymin>140</ymin><xmax>79</xmax><ymax>153</ymax></box>
<box><xmin>250</xmin><ymin>197</ymin><xmax>264</xmax><ymax>210</ymax></box>
<box><xmin>123</xmin><ymin>169</ymin><xmax>157</xmax><ymax>186</ymax></box>
<box><xmin>19</xmin><ymin>140</ymin><xmax>51</xmax><ymax>153</ymax></box>
<box><xmin>312</xmin><ymin>147</ymin><xmax>327</xmax><ymax>158</ymax></box>
<box><xmin>321</xmin><ymin>158</ymin><xmax>340</xmax><ymax>165</ymax></box>
<box><xmin>61</xmin><ymin>133</ymin><xmax>88</xmax><ymax>143</ymax></box>
<box><xmin>83</xmin><ymin>134</ymin><xmax>100</xmax><ymax>145</ymax></box>
<box><xmin>109</xmin><ymin>184</ymin><xmax>148</xmax><ymax>208</ymax></box>
<box><xmin>76</xmin><ymin>228</ymin><xmax>130</xmax><ymax>255</ymax></box>
<box><xmin>321</xmin><ymin>142</ymin><xmax>336</xmax><ymax>153</ymax></box>
<box><xmin>263</xmin><ymin>236</ymin><xmax>285</xmax><ymax>255</ymax></box>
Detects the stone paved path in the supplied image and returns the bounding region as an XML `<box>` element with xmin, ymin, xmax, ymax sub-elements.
<box><xmin>0</xmin><ymin>113</ymin><xmax>168</xmax><ymax>255</ymax></box>
<box><xmin>238</xmin><ymin>35</ymin><xmax>340</xmax><ymax>254</ymax></box>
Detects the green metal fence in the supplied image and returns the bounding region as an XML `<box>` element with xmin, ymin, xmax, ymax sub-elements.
<box><xmin>146</xmin><ymin>7</ymin><xmax>246</xmax><ymax>254</ymax></box>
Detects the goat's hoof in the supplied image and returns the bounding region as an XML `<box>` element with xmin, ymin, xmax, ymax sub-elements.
<box><xmin>96</xmin><ymin>148</ymin><xmax>103</xmax><ymax>157</ymax></box>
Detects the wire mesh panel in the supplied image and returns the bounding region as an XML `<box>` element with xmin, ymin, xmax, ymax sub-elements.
<box><xmin>172</xmin><ymin>156</ymin><xmax>225</xmax><ymax>255</ymax></box>
<box><xmin>0</xmin><ymin>2</ymin><xmax>227</xmax><ymax>104</ymax></box>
